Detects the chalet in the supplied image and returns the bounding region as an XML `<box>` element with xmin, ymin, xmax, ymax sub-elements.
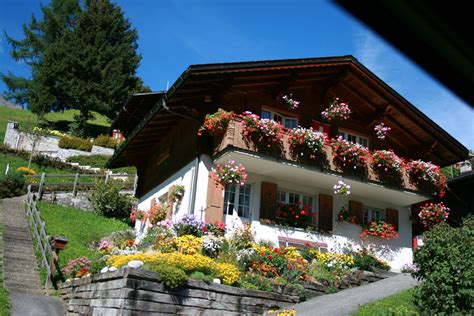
<box><xmin>108</xmin><ymin>56</ymin><xmax>468</xmax><ymax>271</ymax></box>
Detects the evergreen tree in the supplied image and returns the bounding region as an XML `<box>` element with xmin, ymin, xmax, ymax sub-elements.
<box><xmin>2</xmin><ymin>0</ymin><xmax>146</xmax><ymax>135</ymax></box>
<box><xmin>1</xmin><ymin>0</ymin><xmax>81</xmax><ymax>110</ymax></box>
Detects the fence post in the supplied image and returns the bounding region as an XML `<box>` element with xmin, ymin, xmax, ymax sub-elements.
<box><xmin>105</xmin><ymin>171</ymin><xmax>110</xmax><ymax>184</ymax></box>
<box><xmin>72</xmin><ymin>173</ymin><xmax>79</xmax><ymax>196</ymax></box>
<box><xmin>38</xmin><ymin>173</ymin><xmax>46</xmax><ymax>200</ymax></box>
<box><xmin>133</xmin><ymin>173</ymin><xmax>138</xmax><ymax>196</ymax></box>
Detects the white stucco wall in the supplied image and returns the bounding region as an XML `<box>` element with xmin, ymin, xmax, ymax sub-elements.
<box><xmin>224</xmin><ymin>172</ymin><xmax>413</xmax><ymax>272</ymax></box>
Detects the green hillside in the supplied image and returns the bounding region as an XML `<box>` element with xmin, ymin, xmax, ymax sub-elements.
<box><xmin>0</xmin><ymin>107</ymin><xmax>111</xmax><ymax>141</ymax></box>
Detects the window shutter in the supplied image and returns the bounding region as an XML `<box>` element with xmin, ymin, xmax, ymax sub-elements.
<box><xmin>205</xmin><ymin>179</ymin><xmax>224</xmax><ymax>223</ymax></box>
<box><xmin>260</xmin><ymin>182</ymin><xmax>277</xmax><ymax>220</ymax></box>
<box><xmin>318</xmin><ymin>194</ymin><xmax>333</xmax><ymax>232</ymax></box>
<box><xmin>349</xmin><ymin>200</ymin><xmax>364</xmax><ymax>224</ymax></box>
<box><xmin>386</xmin><ymin>208</ymin><xmax>399</xmax><ymax>231</ymax></box>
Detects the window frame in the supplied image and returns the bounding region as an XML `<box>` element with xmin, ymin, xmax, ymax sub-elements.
<box><xmin>363</xmin><ymin>206</ymin><xmax>385</xmax><ymax>224</ymax></box>
<box><xmin>339</xmin><ymin>129</ymin><xmax>370</xmax><ymax>148</ymax></box>
<box><xmin>223</xmin><ymin>183</ymin><xmax>252</xmax><ymax>219</ymax></box>
<box><xmin>277</xmin><ymin>188</ymin><xmax>317</xmax><ymax>225</ymax></box>
<box><xmin>261</xmin><ymin>108</ymin><xmax>299</xmax><ymax>129</ymax></box>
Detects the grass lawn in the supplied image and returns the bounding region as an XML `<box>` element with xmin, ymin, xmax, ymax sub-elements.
<box><xmin>0</xmin><ymin>152</ymin><xmax>72</xmax><ymax>176</ymax></box>
<box><xmin>37</xmin><ymin>202</ymin><xmax>130</xmax><ymax>273</ymax></box>
<box><xmin>0</xmin><ymin>202</ymin><xmax>11</xmax><ymax>316</ymax></box>
<box><xmin>0</xmin><ymin>107</ymin><xmax>111</xmax><ymax>141</ymax></box>
<box><xmin>354</xmin><ymin>289</ymin><xmax>419</xmax><ymax>316</ymax></box>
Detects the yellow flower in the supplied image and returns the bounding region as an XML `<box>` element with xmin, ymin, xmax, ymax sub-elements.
<box><xmin>215</xmin><ymin>262</ymin><xmax>240</xmax><ymax>285</ymax></box>
<box><xmin>16</xmin><ymin>167</ymin><xmax>36</xmax><ymax>176</ymax></box>
<box><xmin>315</xmin><ymin>251</ymin><xmax>354</xmax><ymax>268</ymax></box>
<box><xmin>176</xmin><ymin>235</ymin><xmax>202</xmax><ymax>255</ymax></box>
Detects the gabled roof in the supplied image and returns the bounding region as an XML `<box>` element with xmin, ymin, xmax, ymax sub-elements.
<box><xmin>108</xmin><ymin>55</ymin><xmax>469</xmax><ymax>168</ymax></box>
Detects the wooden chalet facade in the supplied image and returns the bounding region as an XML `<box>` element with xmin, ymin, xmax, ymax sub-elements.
<box><xmin>109</xmin><ymin>56</ymin><xmax>468</xmax><ymax>271</ymax></box>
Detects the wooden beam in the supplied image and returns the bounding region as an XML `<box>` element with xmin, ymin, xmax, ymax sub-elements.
<box><xmin>339</xmin><ymin>81</ymin><xmax>377</xmax><ymax>110</ymax></box>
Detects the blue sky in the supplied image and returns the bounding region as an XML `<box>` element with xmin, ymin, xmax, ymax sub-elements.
<box><xmin>1</xmin><ymin>0</ymin><xmax>473</xmax><ymax>149</ymax></box>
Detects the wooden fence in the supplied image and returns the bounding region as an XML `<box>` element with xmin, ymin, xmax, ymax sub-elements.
<box><xmin>25</xmin><ymin>185</ymin><xmax>54</xmax><ymax>289</ymax></box>
<box><xmin>26</xmin><ymin>172</ymin><xmax>138</xmax><ymax>199</ymax></box>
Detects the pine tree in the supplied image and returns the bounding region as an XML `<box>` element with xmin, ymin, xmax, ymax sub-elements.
<box><xmin>2</xmin><ymin>0</ymin><xmax>146</xmax><ymax>135</ymax></box>
<box><xmin>1</xmin><ymin>0</ymin><xmax>81</xmax><ymax>110</ymax></box>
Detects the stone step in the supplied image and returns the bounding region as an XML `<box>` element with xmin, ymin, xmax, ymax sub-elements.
<box><xmin>4</xmin><ymin>253</ymin><xmax>39</xmax><ymax>262</ymax></box>
<box><xmin>4</xmin><ymin>275</ymin><xmax>41</xmax><ymax>285</ymax></box>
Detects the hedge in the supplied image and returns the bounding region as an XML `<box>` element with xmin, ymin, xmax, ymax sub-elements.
<box><xmin>58</xmin><ymin>136</ymin><xmax>93</xmax><ymax>152</ymax></box>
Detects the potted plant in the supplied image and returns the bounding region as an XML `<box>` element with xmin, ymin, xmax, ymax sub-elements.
<box><xmin>198</xmin><ymin>109</ymin><xmax>234</xmax><ymax>136</ymax></box>
<box><xmin>210</xmin><ymin>160</ymin><xmax>248</xmax><ymax>187</ymax></box>
<box><xmin>279</xmin><ymin>93</ymin><xmax>300</xmax><ymax>110</ymax></box>
<box><xmin>337</xmin><ymin>206</ymin><xmax>356</xmax><ymax>224</ymax></box>
<box><xmin>287</xmin><ymin>127</ymin><xmax>327</xmax><ymax>165</ymax></box>
<box><xmin>321</xmin><ymin>97</ymin><xmax>352</xmax><ymax>121</ymax></box>
<box><xmin>169</xmin><ymin>185</ymin><xmax>185</xmax><ymax>203</ymax></box>
<box><xmin>406</xmin><ymin>159</ymin><xmax>446</xmax><ymax>197</ymax></box>
<box><xmin>418</xmin><ymin>202</ymin><xmax>449</xmax><ymax>228</ymax></box>
<box><xmin>241</xmin><ymin>111</ymin><xmax>284</xmax><ymax>155</ymax></box>
<box><xmin>360</xmin><ymin>221</ymin><xmax>398</xmax><ymax>240</ymax></box>
<box><xmin>276</xmin><ymin>202</ymin><xmax>315</xmax><ymax>228</ymax></box>
<box><xmin>371</xmin><ymin>150</ymin><xmax>404</xmax><ymax>185</ymax></box>
<box><xmin>330</xmin><ymin>136</ymin><xmax>370</xmax><ymax>175</ymax></box>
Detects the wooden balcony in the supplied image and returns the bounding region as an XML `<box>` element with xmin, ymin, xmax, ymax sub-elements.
<box><xmin>212</xmin><ymin>118</ymin><xmax>420</xmax><ymax>194</ymax></box>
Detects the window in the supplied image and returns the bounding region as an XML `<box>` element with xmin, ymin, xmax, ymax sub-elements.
<box><xmin>277</xmin><ymin>189</ymin><xmax>317</xmax><ymax>224</ymax></box>
<box><xmin>363</xmin><ymin>207</ymin><xmax>385</xmax><ymax>224</ymax></box>
<box><xmin>261</xmin><ymin>108</ymin><xmax>298</xmax><ymax>129</ymax></box>
<box><xmin>339</xmin><ymin>131</ymin><xmax>369</xmax><ymax>148</ymax></box>
<box><xmin>223</xmin><ymin>183</ymin><xmax>252</xmax><ymax>218</ymax></box>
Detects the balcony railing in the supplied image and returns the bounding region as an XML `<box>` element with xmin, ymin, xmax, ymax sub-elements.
<box><xmin>212</xmin><ymin>118</ymin><xmax>419</xmax><ymax>193</ymax></box>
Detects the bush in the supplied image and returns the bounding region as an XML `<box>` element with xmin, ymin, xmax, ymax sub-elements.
<box><xmin>0</xmin><ymin>173</ymin><xmax>26</xmax><ymax>198</ymax></box>
<box><xmin>90</xmin><ymin>181</ymin><xmax>136</xmax><ymax>219</ymax></box>
<box><xmin>189</xmin><ymin>271</ymin><xmax>214</xmax><ymax>284</ymax></box>
<box><xmin>148</xmin><ymin>264</ymin><xmax>188</xmax><ymax>289</ymax></box>
<box><xmin>352</xmin><ymin>248</ymin><xmax>390</xmax><ymax>271</ymax></box>
<box><xmin>16</xmin><ymin>167</ymin><xmax>36</xmax><ymax>176</ymax></box>
<box><xmin>93</xmin><ymin>134</ymin><xmax>117</xmax><ymax>149</ymax></box>
<box><xmin>412</xmin><ymin>217</ymin><xmax>474</xmax><ymax>314</ymax></box>
<box><xmin>58</xmin><ymin>136</ymin><xmax>93</xmax><ymax>152</ymax></box>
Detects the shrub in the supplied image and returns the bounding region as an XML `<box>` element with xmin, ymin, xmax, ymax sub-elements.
<box><xmin>351</xmin><ymin>248</ymin><xmax>390</xmax><ymax>271</ymax></box>
<box><xmin>0</xmin><ymin>173</ymin><xmax>26</xmax><ymax>198</ymax></box>
<box><xmin>58</xmin><ymin>135</ymin><xmax>93</xmax><ymax>152</ymax></box>
<box><xmin>93</xmin><ymin>134</ymin><xmax>117</xmax><ymax>149</ymax></box>
<box><xmin>189</xmin><ymin>271</ymin><xmax>214</xmax><ymax>284</ymax></box>
<box><xmin>148</xmin><ymin>264</ymin><xmax>187</xmax><ymax>289</ymax></box>
<box><xmin>16</xmin><ymin>167</ymin><xmax>36</xmax><ymax>176</ymax></box>
<box><xmin>90</xmin><ymin>181</ymin><xmax>136</xmax><ymax>219</ymax></box>
<box><xmin>412</xmin><ymin>217</ymin><xmax>474</xmax><ymax>314</ymax></box>
<box><xmin>239</xmin><ymin>272</ymin><xmax>273</xmax><ymax>292</ymax></box>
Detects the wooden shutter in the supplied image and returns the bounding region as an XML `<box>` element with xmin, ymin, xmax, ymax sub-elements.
<box><xmin>260</xmin><ymin>182</ymin><xmax>277</xmax><ymax>220</ymax></box>
<box><xmin>318</xmin><ymin>194</ymin><xmax>333</xmax><ymax>232</ymax></box>
<box><xmin>205</xmin><ymin>179</ymin><xmax>225</xmax><ymax>223</ymax></box>
<box><xmin>386</xmin><ymin>208</ymin><xmax>399</xmax><ymax>231</ymax></box>
<box><xmin>349</xmin><ymin>200</ymin><xmax>364</xmax><ymax>224</ymax></box>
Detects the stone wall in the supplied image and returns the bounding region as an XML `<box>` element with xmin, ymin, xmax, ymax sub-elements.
<box><xmin>3</xmin><ymin>121</ymin><xmax>114</xmax><ymax>161</ymax></box>
<box><xmin>60</xmin><ymin>268</ymin><xmax>300</xmax><ymax>315</ymax></box>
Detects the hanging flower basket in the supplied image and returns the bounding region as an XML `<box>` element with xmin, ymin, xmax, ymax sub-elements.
<box><xmin>169</xmin><ymin>185</ymin><xmax>185</xmax><ymax>203</ymax></box>
<box><xmin>321</xmin><ymin>97</ymin><xmax>352</xmax><ymax>121</ymax></box>
<box><xmin>374</xmin><ymin>122</ymin><xmax>391</xmax><ymax>140</ymax></box>
<box><xmin>210</xmin><ymin>160</ymin><xmax>248</xmax><ymax>187</ymax></box>
<box><xmin>280</xmin><ymin>93</ymin><xmax>300</xmax><ymax>110</ymax></box>
<box><xmin>418</xmin><ymin>202</ymin><xmax>449</xmax><ymax>228</ymax></box>
<box><xmin>333</xmin><ymin>180</ymin><xmax>351</xmax><ymax>196</ymax></box>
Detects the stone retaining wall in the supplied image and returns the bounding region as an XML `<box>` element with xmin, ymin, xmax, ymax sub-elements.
<box><xmin>60</xmin><ymin>268</ymin><xmax>300</xmax><ymax>315</ymax></box>
<box><xmin>3</xmin><ymin>121</ymin><xmax>114</xmax><ymax>161</ymax></box>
